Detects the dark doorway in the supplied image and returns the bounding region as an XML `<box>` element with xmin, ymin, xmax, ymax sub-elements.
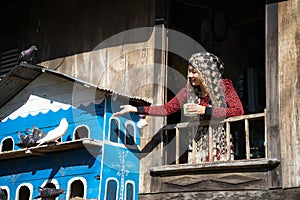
<box><xmin>167</xmin><ymin>0</ymin><xmax>265</xmax><ymax>115</ymax></box>
<box><xmin>165</xmin><ymin>0</ymin><xmax>265</xmax><ymax>163</ymax></box>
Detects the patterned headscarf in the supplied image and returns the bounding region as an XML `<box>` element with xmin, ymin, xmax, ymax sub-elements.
<box><xmin>187</xmin><ymin>52</ymin><xmax>227</xmax><ymax>109</ymax></box>
<box><xmin>188</xmin><ymin>52</ymin><xmax>229</xmax><ymax>162</ymax></box>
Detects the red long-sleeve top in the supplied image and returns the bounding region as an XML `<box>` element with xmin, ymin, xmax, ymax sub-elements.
<box><xmin>137</xmin><ymin>79</ymin><xmax>244</xmax><ymax>118</ymax></box>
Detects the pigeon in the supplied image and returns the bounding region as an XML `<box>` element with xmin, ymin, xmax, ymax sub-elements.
<box><xmin>0</xmin><ymin>188</ymin><xmax>7</xmax><ymax>200</ymax></box>
<box><xmin>33</xmin><ymin>187</ymin><xmax>64</xmax><ymax>199</ymax></box>
<box><xmin>18</xmin><ymin>45</ymin><xmax>38</xmax><ymax>64</ymax></box>
<box><xmin>16</xmin><ymin>126</ymin><xmax>47</xmax><ymax>148</ymax></box>
<box><xmin>36</xmin><ymin>118</ymin><xmax>68</xmax><ymax>146</ymax></box>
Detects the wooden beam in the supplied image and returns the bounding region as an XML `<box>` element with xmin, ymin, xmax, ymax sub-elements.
<box><xmin>150</xmin><ymin>158</ymin><xmax>280</xmax><ymax>176</ymax></box>
<box><xmin>175</xmin><ymin>128</ymin><xmax>180</xmax><ymax>164</ymax></box>
<box><xmin>226</xmin><ymin>121</ymin><xmax>231</xmax><ymax>160</ymax></box>
<box><xmin>245</xmin><ymin>119</ymin><xmax>250</xmax><ymax>160</ymax></box>
<box><xmin>266</xmin><ymin>2</ymin><xmax>282</xmax><ymax>188</ymax></box>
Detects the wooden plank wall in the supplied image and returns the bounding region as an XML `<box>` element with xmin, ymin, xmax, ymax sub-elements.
<box><xmin>24</xmin><ymin>0</ymin><xmax>167</xmax><ymax>194</ymax></box>
<box><xmin>24</xmin><ymin>0</ymin><xmax>157</xmax><ymax>103</ymax></box>
<box><xmin>278</xmin><ymin>0</ymin><xmax>300</xmax><ymax>188</ymax></box>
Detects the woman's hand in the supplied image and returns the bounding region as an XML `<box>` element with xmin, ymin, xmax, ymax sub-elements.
<box><xmin>112</xmin><ymin>105</ymin><xmax>138</xmax><ymax>116</ymax></box>
<box><xmin>186</xmin><ymin>103</ymin><xmax>206</xmax><ymax>115</ymax></box>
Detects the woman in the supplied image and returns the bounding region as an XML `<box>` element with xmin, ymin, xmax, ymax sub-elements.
<box><xmin>113</xmin><ymin>52</ymin><xmax>244</xmax><ymax>162</ymax></box>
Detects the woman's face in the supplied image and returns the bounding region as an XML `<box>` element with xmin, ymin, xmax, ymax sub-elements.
<box><xmin>187</xmin><ymin>65</ymin><xmax>202</xmax><ymax>86</ymax></box>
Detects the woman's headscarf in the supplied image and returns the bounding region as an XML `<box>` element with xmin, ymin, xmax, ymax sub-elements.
<box><xmin>188</xmin><ymin>52</ymin><xmax>229</xmax><ymax>162</ymax></box>
<box><xmin>187</xmin><ymin>52</ymin><xmax>227</xmax><ymax>109</ymax></box>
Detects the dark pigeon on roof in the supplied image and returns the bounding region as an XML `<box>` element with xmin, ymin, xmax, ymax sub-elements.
<box><xmin>18</xmin><ymin>45</ymin><xmax>38</xmax><ymax>64</ymax></box>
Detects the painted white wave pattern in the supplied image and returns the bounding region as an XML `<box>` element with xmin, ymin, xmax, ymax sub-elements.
<box><xmin>2</xmin><ymin>95</ymin><xmax>71</xmax><ymax>122</ymax></box>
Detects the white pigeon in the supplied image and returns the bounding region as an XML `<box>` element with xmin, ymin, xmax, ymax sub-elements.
<box><xmin>37</xmin><ymin>118</ymin><xmax>68</xmax><ymax>146</ymax></box>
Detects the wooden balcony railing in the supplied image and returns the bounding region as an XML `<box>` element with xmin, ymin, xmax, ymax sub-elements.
<box><xmin>160</xmin><ymin>111</ymin><xmax>266</xmax><ymax>165</ymax></box>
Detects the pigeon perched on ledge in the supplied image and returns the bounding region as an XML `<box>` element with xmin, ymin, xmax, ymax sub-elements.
<box><xmin>16</xmin><ymin>126</ymin><xmax>47</xmax><ymax>148</ymax></box>
<box><xmin>36</xmin><ymin>118</ymin><xmax>69</xmax><ymax>146</ymax></box>
<box><xmin>34</xmin><ymin>187</ymin><xmax>64</xmax><ymax>199</ymax></box>
<box><xmin>18</xmin><ymin>45</ymin><xmax>38</xmax><ymax>64</ymax></box>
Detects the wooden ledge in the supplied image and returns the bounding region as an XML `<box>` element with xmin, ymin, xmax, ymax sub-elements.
<box><xmin>0</xmin><ymin>138</ymin><xmax>103</xmax><ymax>161</ymax></box>
<box><xmin>150</xmin><ymin>158</ymin><xmax>280</xmax><ymax>176</ymax></box>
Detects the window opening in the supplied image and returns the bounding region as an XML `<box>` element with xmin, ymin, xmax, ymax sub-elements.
<box><xmin>125</xmin><ymin>182</ymin><xmax>134</xmax><ymax>200</ymax></box>
<box><xmin>74</xmin><ymin>125</ymin><xmax>90</xmax><ymax>140</ymax></box>
<box><xmin>125</xmin><ymin>123</ymin><xmax>135</xmax><ymax>145</ymax></box>
<box><xmin>1</xmin><ymin>137</ymin><xmax>13</xmax><ymax>152</ymax></box>
<box><xmin>109</xmin><ymin>119</ymin><xmax>120</xmax><ymax>143</ymax></box>
<box><xmin>70</xmin><ymin>180</ymin><xmax>84</xmax><ymax>198</ymax></box>
<box><xmin>0</xmin><ymin>187</ymin><xmax>8</xmax><ymax>200</ymax></box>
<box><xmin>106</xmin><ymin>179</ymin><xmax>118</xmax><ymax>200</ymax></box>
<box><xmin>44</xmin><ymin>183</ymin><xmax>56</xmax><ymax>188</ymax></box>
<box><xmin>18</xmin><ymin>186</ymin><xmax>30</xmax><ymax>200</ymax></box>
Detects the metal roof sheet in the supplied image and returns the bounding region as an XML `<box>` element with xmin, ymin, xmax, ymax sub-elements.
<box><xmin>0</xmin><ymin>63</ymin><xmax>41</xmax><ymax>108</ymax></box>
<box><xmin>0</xmin><ymin>63</ymin><xmax>149</xmax><ymax>109</ymax></box>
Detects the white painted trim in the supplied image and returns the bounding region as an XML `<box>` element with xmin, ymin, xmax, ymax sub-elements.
<box><xmin>108</xmin><ymin>117</ymin><xmax>121</xmax><ymax>143</ymax></box>
<box><xmin>0</xmin><ymin>136</ymin><xmax>14</xmax><ymax>152</ymax></box>
<box><xmin>15</xmin><ymin>183</ymin><xmax>33</xmax><ymax>200</ymax></box>
<box><xmin>124</xmin><ymin>120</ymin><xmax>136</xmax><ymax>145</ymax></box>
<box><xmin>124</xmin><ymin>180</ymin><xmax>135</xmax><ymax>200</ymax></box>
<box><xmin>72</xmin><ymin>125</ymin><xmax>90</xmax><ymax>140</ymax></box>
<box><xmin>103</xmin><ymin>178</ymin><xmax>119</xmax><ymax>200</ymax></box>
<box><xmin>98</xmin><ymin>99</ymin><xmax>107</xmax><ymax>200</ymax></box>
<box><xmin>2</xmin><ymin>94</ymin><xmax>72</xmax><ymax>122</ymax></box>
<box><xmin>0</xmin><ymin>185</ymin><xmax>10</xmax><ymax>200</ymax></box>
<box><xmin>66</xmin><ymin>177</ymin><xmax>87</xmax><ymax>199</ymax></box>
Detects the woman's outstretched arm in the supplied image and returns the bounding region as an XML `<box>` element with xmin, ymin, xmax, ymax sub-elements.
<box><xmin>113</xmin><ymin>85</ymin><xmax>189</xmax><ymax>117</ymax></box>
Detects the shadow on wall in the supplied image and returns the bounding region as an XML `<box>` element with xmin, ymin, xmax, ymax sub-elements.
<box><xmin>25</xmin><ymin>0</ymin><xmax>155</xmax><ymax>62</ymax></box>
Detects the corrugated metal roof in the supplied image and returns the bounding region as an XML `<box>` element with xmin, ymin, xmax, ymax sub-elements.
<box><xmin>0</xmin><ymin>63</ymin><xmax>41</xmax><ymax>108</ymax></box>
<box><xmin>0</xmin><ymin>63</ymin><xmax>149</xmax><ymax>109</ymax></box>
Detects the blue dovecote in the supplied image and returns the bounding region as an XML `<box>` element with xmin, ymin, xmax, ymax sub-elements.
<box><xmin>0</xmin><ymin>64</ymin><xmax>146</xmax><ymax>200</ymax></box>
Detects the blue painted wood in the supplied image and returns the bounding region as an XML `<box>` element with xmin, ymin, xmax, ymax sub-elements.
<box><xmin>0</xmin><ymin>96</ymin><xmax>141</xmax><ymax>200</ymax></box>
<box><xmin>100</xmin><ymin>145</ymin><xmax>140</xmax><ymax>200</ymax></box>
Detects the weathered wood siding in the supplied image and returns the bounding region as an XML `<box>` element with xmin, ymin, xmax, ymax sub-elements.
<box><xmin>266</xmin><ymin>3</ymin><xmax>282</xmax><ymax>188</ymax></box>
<box><xmin>140</xmin><ymin>188</ymin><xmax>300</xmax><ymax>200</ymax></box>
<box><xmin>278</xmin><ymin>0</ymin><xmax>300</xmax><ymax>188</ymax></box>
<box><xmin>24</xmin><ymin>0</ymin><xmax>157</xmax><ymax>104</ymax></box>
<box><xmin>19</xmin><ymin>0</ymin><xmax>167</xmax><ymax>195</ymax></box>
<box><xmin>41</xmin><ymin>36</ymin><xmax>156</xmax><ymax>102</ymax></box>
<box><xmin>26</xmin><ymin>0</ymin><xmax>155</xmax><ymax>59</ymax></box>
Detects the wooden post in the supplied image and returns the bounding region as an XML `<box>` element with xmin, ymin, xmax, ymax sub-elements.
<box><xmin>192</xmin><ymin>133</ymin><xmax>196</xmax><ymax>164</ymax></box>
<box><xmin>161</xmin><ymin>130</ymin><xmax>164</xmax><ymax>165</ymax></box>
<box><xmin>245</xmin><ymin>119</ymin><xmax>250</xmax><ymax>159</ymax></box>
<box><xmin>175</xmin><ymin>128</ymin><xmax>180</xmax><ymax>164</ymax></box>
<box><xmin>266</xmin><ymin>2</ymin><xmax>282</xmax><ymax>188</ymax></box>
<box><xmin>264</xmin><ymin>109</ymin><xmax>268</xmax><ymax>158</ymax></box>
<box><xmin>226</xmin><ymin>121</ymin><xmax>231</xmax><ymax>161</ymax></box>
<box><xmin>209</xmin><ymin>126</ymin><xmax>213</xmax><ymax>162</ymax></box>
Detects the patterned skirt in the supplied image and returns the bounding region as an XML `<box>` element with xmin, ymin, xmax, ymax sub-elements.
<box><xmin>188</xmin><ymin>123</ymin><xmax>233</xmax><ymax>163</ymax></box>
